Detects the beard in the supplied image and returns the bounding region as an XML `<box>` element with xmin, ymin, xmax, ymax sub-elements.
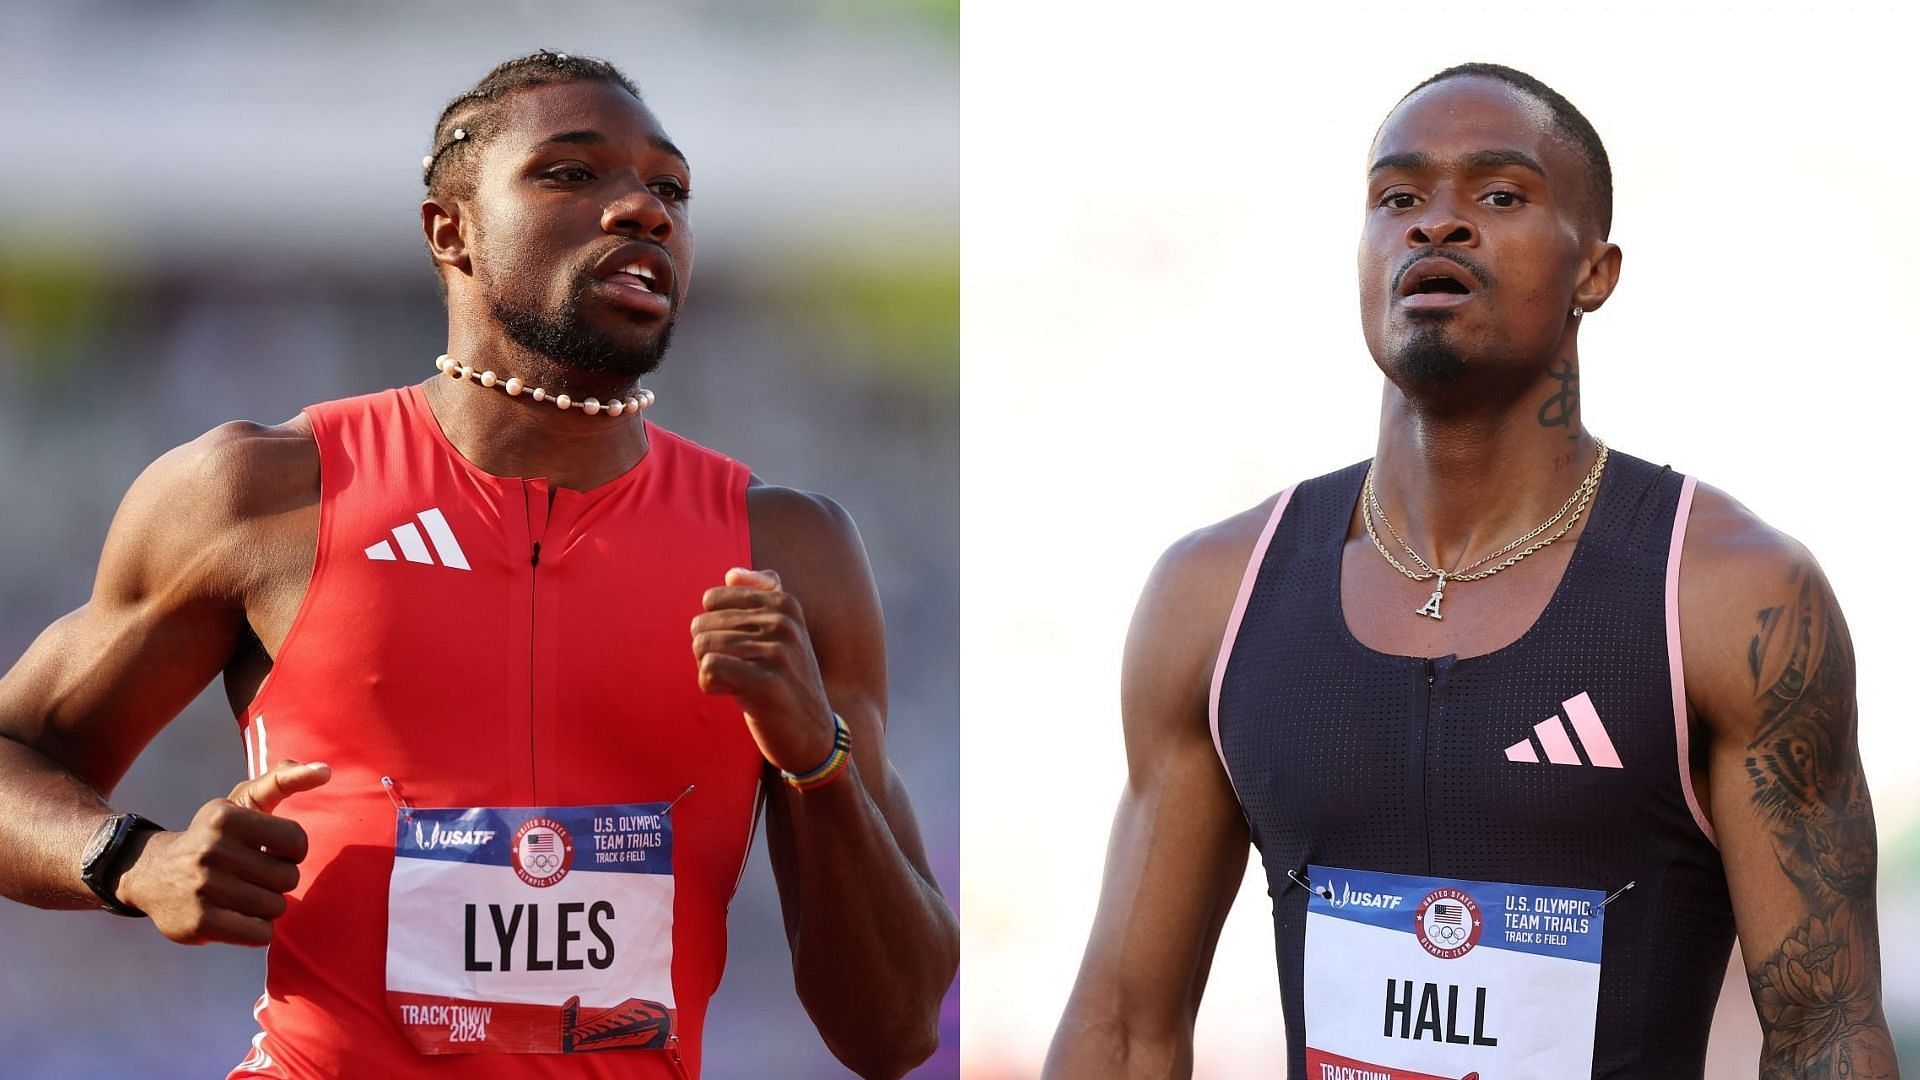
<box><xmin>1389</xmin><ymin>317</ymin><xmax>1467</xmax><ymax>384</ymax></box>
<box><xmin>488</xmin><ymin>280</ymin><xmax>677</xmax><ymax>381</ymax></box>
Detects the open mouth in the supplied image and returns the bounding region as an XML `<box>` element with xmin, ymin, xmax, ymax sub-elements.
<box><xmin>1409</xmin><ymin>276</ymin><xmax>1471</xmax><ymax>295</ymax></box>
<box><xmin>598</xmin><ymin>267</ymin><xmax>672</xmax><ymax>319</ymax></box>
<box><xmin>593</xmin><ymin>243</ymin><xmax>675</xmax><ymax>318</ymax></box>
<box><xmin>610</xmin><ymin>262</ymin><xmax>664</xmax><ymax>294</ymax></box>
<box><xmin>1395</xmin><ymin>255</ymin><xmax>1481</xmax><ymax>308</ymax></box>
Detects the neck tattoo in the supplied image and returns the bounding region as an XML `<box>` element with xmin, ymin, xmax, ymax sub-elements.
<box><xmin>1537</xmin><ymin>358</ymin><xmax>1580</xmax><ymax>439</ymax></box>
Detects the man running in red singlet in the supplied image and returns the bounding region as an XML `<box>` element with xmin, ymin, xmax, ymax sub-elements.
<box><xmin>0</xmin><ymin>51</ymin><xmax>956</xmax><ymax>1079</ymax></box>
<box><xmin>1046</xmin><ymin>64</ymin><xmax>1895</xmax><ymax>1078</ymax></box>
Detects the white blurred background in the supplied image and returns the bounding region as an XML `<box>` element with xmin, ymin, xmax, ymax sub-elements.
<box><xmin>961</xmin><ymin>1</ymin><xmax>1920</xmax><ymax>1075</ymax></box>
<box><xmin>0</xmin><ymin>2</ymin><xmax>955</xmax><ymax>1076</ymax></box>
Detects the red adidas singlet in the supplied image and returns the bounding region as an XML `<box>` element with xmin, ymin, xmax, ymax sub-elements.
<box><xmin>227</xmin><ymin>385</ymin><xmax>763</xmax><ymax>1078</ymax></box>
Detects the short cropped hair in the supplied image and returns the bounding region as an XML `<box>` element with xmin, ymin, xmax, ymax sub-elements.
<box><xmin>1402</xmin><ymin>63</ymin><xmax>1613</xmax><ymax>239</ymax></box>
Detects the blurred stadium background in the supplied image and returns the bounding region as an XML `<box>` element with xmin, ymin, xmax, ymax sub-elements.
<box><xmin>0</xmin><ymin>2</ymin><xmax>955</xmax><ymax>1077</ymax></box>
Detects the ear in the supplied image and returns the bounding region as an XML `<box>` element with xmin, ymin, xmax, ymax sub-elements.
<box><xmin>1572</xmin><ymin>241</ymin><xmax>1622</xmax><ymax>313</ymax></box>
<box><xmin>422</xmin><ymin>197</ymin><xmax>471</xmax><ymax>277</ymax></box>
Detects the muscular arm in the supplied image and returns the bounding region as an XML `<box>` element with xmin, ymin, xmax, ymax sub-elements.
<box><xmin>0</xmin><ymin>421</ymin><xmax>311</xmax><ymax>912</ymax></box>
<box><xmin>1043</xmin><ymin>502</ymin><xmax>1269</xmax><ymax>1080</ymax></box>
<box><xmin>1681</xmin><ymin>489</ymin><xmax>1899</xmax><ymax>1077</ymax></box>
<box><xmin>703</xmin><ymin>484</ymin><xmax>957</xmax><ymax>1080</ymax></box>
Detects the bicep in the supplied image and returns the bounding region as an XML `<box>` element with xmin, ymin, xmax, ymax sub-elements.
<box><xmin>1054</xmin><ymin>537</ymin><xmax>1253</xmax><ymax>1064</ymax></box>
<box><xmin>0</xmin><ymin>439</ymin><xmax>249</xmax><ymax>793</ymax></box>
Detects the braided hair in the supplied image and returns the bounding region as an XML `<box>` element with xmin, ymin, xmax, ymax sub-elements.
<box><xmin>423</xmin><ymin>50</ymin><xmax>644</xmax><ymax>202</ymax></box>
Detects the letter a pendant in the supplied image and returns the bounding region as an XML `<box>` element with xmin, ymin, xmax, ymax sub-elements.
<box><xmin>1415</xmin><ymin>572</ymin><xmax>1447</xmax><ymax>620</ymax></box>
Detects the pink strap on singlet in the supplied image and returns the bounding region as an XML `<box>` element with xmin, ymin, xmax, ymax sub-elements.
<box><xmin>1209</xmin><ymin>487</ymin><xmax>1295</xmax><ymax>795</ymax></box>
<box><xmin>1666</xmin><ymin>474</ymin><xmax>1716</xmax><ymax>845</ymax></box>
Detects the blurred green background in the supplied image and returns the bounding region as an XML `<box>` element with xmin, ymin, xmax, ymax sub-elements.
<box><xmin>0</xmin><ymin>2</ymin><xmax>956</xmax><ymax>1076</ymax></box>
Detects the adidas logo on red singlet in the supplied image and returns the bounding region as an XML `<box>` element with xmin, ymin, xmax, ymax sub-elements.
<box><xmin>1502</xmin><ymin>691</ymin><xmax>1622</xmax><ymax>767</ymax></box>
<box><xmin>365</xmin><ymin>507</ymin><xmax>470</xmax><ymax>571</ymax></box>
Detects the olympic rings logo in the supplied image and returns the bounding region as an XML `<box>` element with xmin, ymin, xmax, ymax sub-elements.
<box><xmin>1414</xmin><ymin>888</ymin><xmax>1482</xmax><ymax>959</ymax></box>
<box><xmin>511</xmin><ymin>819</ymin><xmax>574</xmax><ymax>888</ymax></box>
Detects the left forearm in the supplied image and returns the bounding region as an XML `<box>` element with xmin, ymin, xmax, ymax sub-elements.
<box><xmin>1749</xmin><ymin>907</ymin><xmax>1898</xmax><ymax>1079</ymax></box>
<box><xmin>768</xmin><ymin>758</ymin><xmax>957</xmax><ymax>1078</ymax></box>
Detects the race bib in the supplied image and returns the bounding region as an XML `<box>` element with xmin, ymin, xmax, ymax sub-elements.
<box><xmin>385</xmin><ymin>802</ymin><xmax>677</xmax><ymax>1055</ymax></box>
<box><xmin>1303</xmin><ymin>865</ymin><xmax>1604</xmax><ymax>1079</ymax></box>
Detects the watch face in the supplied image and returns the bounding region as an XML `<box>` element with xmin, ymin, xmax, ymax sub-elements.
<box><xmin>81</xmin><ymin>815</ymin><xmax>123</xmax><ymax>871</ymax></box>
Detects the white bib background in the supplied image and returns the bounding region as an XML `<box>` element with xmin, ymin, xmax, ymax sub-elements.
<box><xmin>1304</xmin><ymin>865</ymin><xmax>1605</xmax><ymax>1079</ymax></box>
<box><xmin>386</xmin><ymin>801</ymin><xmax>677</xmax><ymax>1055</ymax></box>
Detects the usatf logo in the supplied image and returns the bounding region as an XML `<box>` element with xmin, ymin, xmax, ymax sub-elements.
<box><xmin>411</xmin><ymin>821</ymin><xmax>498</xmax><ymax>850</ymax></box>
<box><xmin>1414</xmin><ymin>887</ymin><xmax>1482</xmax><ymax>959</ymax></box>
<box><xmin>1320</xmin><ymin>881</ymin><xmax>1407</xmax><ymax>910</ymax></box>
<box><xmin>512</xmin><ymin>818</ymin><xmax>574</xmax><ymax>888</ymax></box>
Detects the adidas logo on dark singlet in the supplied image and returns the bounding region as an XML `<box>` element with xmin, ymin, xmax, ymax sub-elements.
<box><xmin>1502</xmin><ymin>692</ymin><xmax>1622</xmax><ymax>768</ymax></box>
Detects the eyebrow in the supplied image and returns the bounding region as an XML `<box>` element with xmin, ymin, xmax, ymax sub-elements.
<box><xmin>532</xmin><ymin>129</ymin><xmax>690</xmax><ymax>169</ymax></box>
<box><xmin>1369</xmin><ymin>148</ymin><xmax>1546</xmax><ymax>178</ymax></box>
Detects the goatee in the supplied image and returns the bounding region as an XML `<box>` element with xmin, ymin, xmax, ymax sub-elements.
<box><xmin>1391</xmin><ymin>319</ymin><xmax>1466</xmax><ymax>384</ymax></box>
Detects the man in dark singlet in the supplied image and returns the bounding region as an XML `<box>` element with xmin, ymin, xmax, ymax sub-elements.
<box><xmin>1046</xmin><ymin>63</ymin><xmax>1896</xmax><ymax>1079</ymax></box>
<box><xmin>0</xmin><ymin>52</ymin><xmax>956</xmax><ymax>1079</ymax></box>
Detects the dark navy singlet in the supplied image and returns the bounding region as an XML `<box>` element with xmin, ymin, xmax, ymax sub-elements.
<box><xmin>1209</xmin><ymin>451</ymin><xmax>1735</xmax><ymax>1080</ymax></box>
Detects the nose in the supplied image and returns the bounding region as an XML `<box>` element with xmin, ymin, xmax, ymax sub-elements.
<box><xmin>600</xmin><ymin>183</ymin><xmax>673</xmax><ymax>241</ymax></box>
<box><xmin>1405</xmin><ymin>195</ymin><xmax>1476</xmax><ymax>248</ymax></box>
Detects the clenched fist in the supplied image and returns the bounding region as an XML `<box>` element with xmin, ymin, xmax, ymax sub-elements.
<box><xmin>117</xmin><ymin>759</ymin><xmax>331</xmax><ymax>946</ymax></box>
<box><xmin>692</xmin><ymin>567</ymin><xmax>838</xmax><ymax>774</ymax></box>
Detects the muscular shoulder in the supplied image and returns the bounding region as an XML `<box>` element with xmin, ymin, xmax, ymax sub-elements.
<box><xmin>104</xmin><ymin>416</ymin><xmax>317</xmax><ymax>605</ymax></box>
<box><xmin>1135</xmin><ymin>494</ymin><xmax>1282</xmax><ymax>663</ymax></box>
<box><xmin>134</xmin><ymin>417</ymin><xmax>316</xmax><ymax>532</ymax></box>
<box><xmin>745</xmin><ymin>479</ymin><xmax>865</xmax><ymax>578</ymax></box>
<box><xmin>1677</xmin><ymin>482</ymin><xmax>1846</xmax><ymax>738</ymax></box>
<box><xmin>1123</xmin><ymin>493</ymin><xmax>1284</xmax><ymax>739</ymax></box>
<box><xmin>742</xmin><ymin>479</ymin><xmax>887</xmax><ymax>705</ymax></box>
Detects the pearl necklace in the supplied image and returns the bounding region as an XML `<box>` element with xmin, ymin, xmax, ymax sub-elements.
<box><xmin>434</xmin><ymin>354</ymin><xmax>655</xmax><ymax>417</ymax></box>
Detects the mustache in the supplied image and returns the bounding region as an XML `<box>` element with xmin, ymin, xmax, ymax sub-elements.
<box><xmin>1391</xmin><ymin>248</ymin><xmax>1493</xmax><ymax>294</ymax></box>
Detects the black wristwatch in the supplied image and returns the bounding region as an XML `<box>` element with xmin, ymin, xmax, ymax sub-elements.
<box><xmin>79</xmin><ymin>812</ymin><xmax>161</xmax><ymax>917</ymax></box>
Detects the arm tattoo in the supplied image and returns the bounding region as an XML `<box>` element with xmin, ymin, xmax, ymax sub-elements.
<box><xmin>1743</xmin><ymin>565</ymin><xmax>1899</xmax><ymax>1078</ymax></box>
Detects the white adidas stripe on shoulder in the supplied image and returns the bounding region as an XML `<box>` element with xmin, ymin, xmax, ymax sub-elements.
<box><xmin>243</xmin><ymin>715</ymin><xmax>269</xmax><ymax>779</ymax></box>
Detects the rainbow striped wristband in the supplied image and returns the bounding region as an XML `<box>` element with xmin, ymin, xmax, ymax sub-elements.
<box><xmin>783</xmin><ymin>713</ymin><xmax>852</xmax><ymax>792</ymax></box>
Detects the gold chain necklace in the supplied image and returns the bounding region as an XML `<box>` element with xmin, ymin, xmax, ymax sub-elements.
<box><xmin>1362</xmin><ymin>439</ymin><xmax>1608</xmax><ymax>621</ymax></box>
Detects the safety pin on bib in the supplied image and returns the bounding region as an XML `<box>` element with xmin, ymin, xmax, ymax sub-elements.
<box><xmin>1601</xmin><ymin>880</ymin><xmax>1636</xmax><ymax>907</ymax></box>
<box><xmin>381</xmin><ymin>775</ymin><xmax>414</xmax><ymax>820</ymax></box>
<box><xmin>1287</xmin><ymin>867</ymin><xmax>1333</xmax><ymax>900</ymax></box>
<box><xmin>664</xmin><ymin>784</ymin><xmax>695</xmax><ymax>816</ymax></box>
